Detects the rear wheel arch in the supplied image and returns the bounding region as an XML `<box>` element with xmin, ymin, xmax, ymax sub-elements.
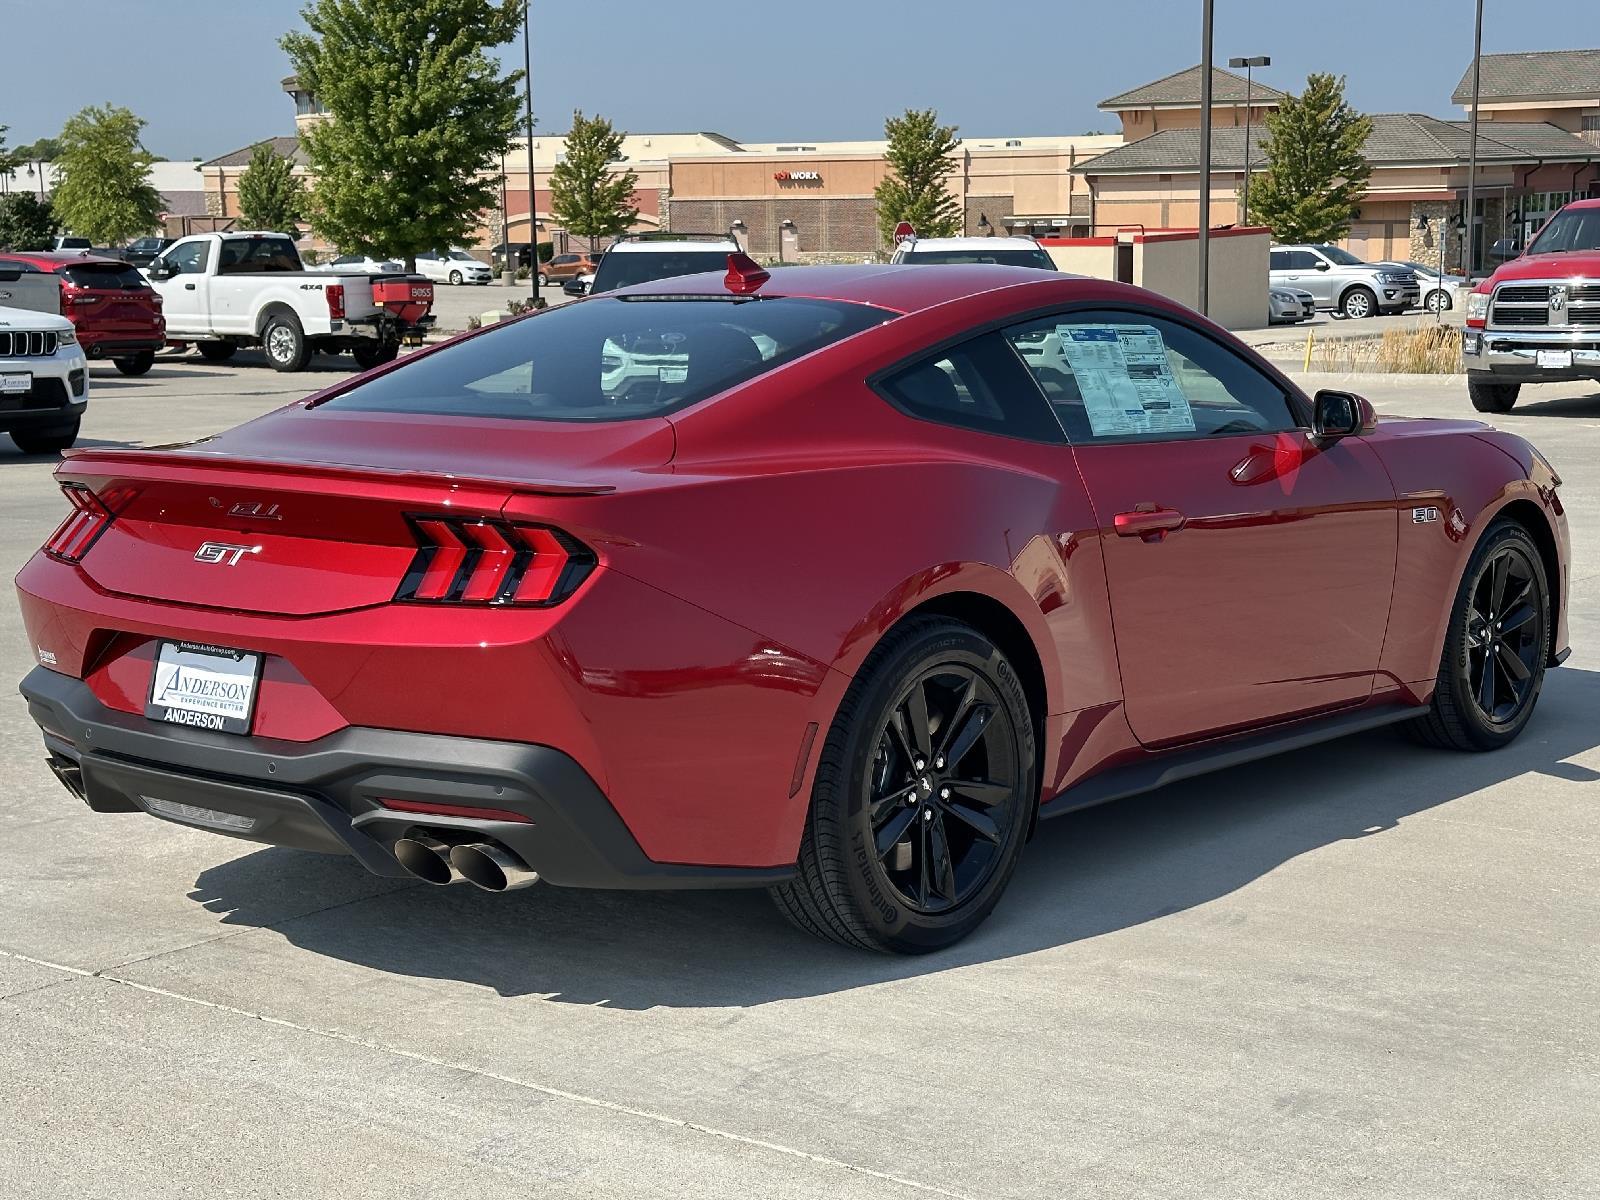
<box><xmin>1491</xmin><ymin>497</ymin><xmax>1563</xmax><ymax>665</ymax></box>
<box><xmin>254</xmin><ymin>301</ymin><xmax>298</xmax><ymax>339</ymax></box>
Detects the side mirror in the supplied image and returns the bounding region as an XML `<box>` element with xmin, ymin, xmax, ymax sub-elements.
<box><xmin>148</xmin><ymin>260</ymin><xmax>175</xmax><ymax>280</ymax></box>
<box><xmin>1314</xmin><ymin>260</ymin><xmax>1331</xmax><ymax>271</ymax></box>
<box><xmin>1312</xmin><ymin>389</ymin><xmax>1377</xmax><ymax>441</ymax></box>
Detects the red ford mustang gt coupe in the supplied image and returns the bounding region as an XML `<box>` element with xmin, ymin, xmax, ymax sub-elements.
<box><xmin>17</xmin><ymin>258</ymin><xmax>1570</xmax><ymax>953</ymax></box>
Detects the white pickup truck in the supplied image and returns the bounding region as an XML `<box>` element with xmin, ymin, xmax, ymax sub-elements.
<box><xmin>146</xmin><ymin>231</ymin><xmax>435</xmax><ymax>372</ymax></box>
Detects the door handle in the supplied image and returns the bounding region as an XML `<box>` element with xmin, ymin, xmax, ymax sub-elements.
<box><xmin>1114</xmin><ymin>506</ymin><xmax>1186</xmax><ymax>541</ymax></box>
<box><xmin>184</xmin><ymin>283</ymin><xmax>196</xmax><ymax>290</ymax></box>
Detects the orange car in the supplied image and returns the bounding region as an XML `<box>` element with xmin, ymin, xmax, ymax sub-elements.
<box><xmin>539</xmin><ymin>251</ymin><xmax>601</xmax><ymax>285</ymax></box>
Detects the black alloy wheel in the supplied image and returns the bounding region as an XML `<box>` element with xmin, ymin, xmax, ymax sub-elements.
<box><xmin>1462</xmin><ymin>540</ymin><xmax>1543</xmax><ymax>726</ymax></box>
<box><xmin>1406</xmin><ymin>519</ymin><xmax>1549</xmax><ymax>751</ymax></box>
<box><xmin>866</xmin><ymin>664</ymin><xmax>1019</xmax><ymax>914</ymax></box>
<box><xmin>771</xmin><ymin>617</ymin><xmax>1035</xmax><ymax>953</ymax></box>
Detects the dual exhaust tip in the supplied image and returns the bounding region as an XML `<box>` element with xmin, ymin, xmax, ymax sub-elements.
<box><xmin>393</xmin><ymin>834</ymin><xmax>539</xmax><ymax>892</ymax></box>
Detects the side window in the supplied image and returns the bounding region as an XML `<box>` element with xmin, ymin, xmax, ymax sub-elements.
<box><xmin>165</xmin><ymin>241</ymin><xmax>210</xmax><ymax>275</ymax></box>
<box><xmin>1291</xmin><ymin>250</ymin><xmax>1322</xmax><ymax>270</ymax></box>
<box><xmin>1003</xmin><ymin>310</ymin><xmax>1298</xmax><ymax>443</ymax></box>
<box><xmin>877</xmin><ymin>333</ymin><xmax>1063</xmax><ymax>443</ymax></box>
<box><xmin>1269</xmin><ymin>250</ymin><xmax>1289</xmax><ymax>271</ymax></box>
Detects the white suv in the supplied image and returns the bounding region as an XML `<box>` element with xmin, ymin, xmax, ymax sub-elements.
<box><xmin>0</xmin><ymin>305</ymin><xmax>89</xmax><ymax>454</ymax></box>
<box><xmin>589</xmin><ymin>234</ymin><xmax>742</xmax><ymax>294</ymax></box>
<box><xmin>891</xmin><ymin>234</ymin><xmax>1055</xmax><ymax>270</ymax></box>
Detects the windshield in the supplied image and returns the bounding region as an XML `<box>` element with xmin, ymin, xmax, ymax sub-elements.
<box><xmin>904</xmin><ymin>249</ymin><xmax>1055</xmax><ymax>270</ymax></box>
<box><xmin>591</xmin><ymin>250</ymin><xmax>734</xmax><ymax>293</ymax></box>
<box><xmin>448</xmin><ymin>250</ymin><xmax>477</xmax><ymax>261</ymax></box>
<box><xmin>1313</xmin><ymin>245</ymin><xmax>1364</xmax><ymax>266</ymax></box>
<box><xmin>319</xmin><ymin>295</ymin><xmax>893</xmax><ymax>421</ymax></box>
<box><xmin>61</xmin><ymin>263</ymin><xmax>150</xmax><ymax>290</ymax></box>
<box><xmin>1527</xmin><ymin>206</ymin><xmax>1600</xmax><ymax>255</ymax></box>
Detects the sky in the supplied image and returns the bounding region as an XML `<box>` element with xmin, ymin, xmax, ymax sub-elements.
<box><xmin>1</xmin><ymin>0</ymin><xmax>1596</xmax><ymax>159</ymax></box>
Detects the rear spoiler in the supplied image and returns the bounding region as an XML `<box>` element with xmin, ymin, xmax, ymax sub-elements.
<box><xmin>56</xmin><ymin>445</ymin><xmax>615</xmax><ymax>497</ymax></box>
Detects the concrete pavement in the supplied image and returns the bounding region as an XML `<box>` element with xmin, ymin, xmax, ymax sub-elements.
<box><xmin>2</xmin><ymin>358</ymin><xmax>1597</xmax><ymax>1199</ymax></box>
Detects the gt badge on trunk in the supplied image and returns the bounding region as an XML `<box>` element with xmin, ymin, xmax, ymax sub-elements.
<box><xmin>146</xmin><ymin>641</ymin><xmax>263</xmax><ymax>734</ymax></box>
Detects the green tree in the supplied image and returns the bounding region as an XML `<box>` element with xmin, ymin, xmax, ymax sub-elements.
<box><xmin>51</xmin><ymin>105</ymin><xmax>162</xmax><ymax>245</ymax></box>
<box><xmin>281</xmin><ymin>0</ymin><xmax>525</xmax><ymax>271</ymax></box>
<box><xmin>13</xmin><ymin>135</ymin><xmax>64</xmax><ymax>161</ymax></box>
<box><xmin>0</xmin><ymin>126</ymin><xmax>14</xmax><ymax>177</ymax></box>
<box><xmin>1243</xmin><ymin>73</ymin><xmax>1372</xmax><ymax>244</ymax></box>
<box><xmin>0</xmin><ymin>194</ymin><xmax>59</xmax><ymax>250</ymax></box>
<box><xmin>874</xmin><ymin>108</ymin><xmax>962</xmax><ymax>245</ymax></box>
<box><xmin>236</xmin><ymin>143</ymin><xmax>308</xmax><ymax>232</ymax></box>
<box><xmin>548</xmin><ymin>110</ymin><xmax>639</xmax><ymax>252</ymax></box>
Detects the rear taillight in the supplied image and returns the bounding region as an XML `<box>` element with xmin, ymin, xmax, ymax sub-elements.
<box><xmin>43</xmin><ymin>484</ymin><xmax>114</xmax><ymax>562</ymax></box>
<box><xmin>63</xmin><ymin>286</ymin><xmax>99</xmax><ymax>307</ymax></box>
<box><xmin>395</xmin><ymin>516</ymin><xmax>595</xmax><ymax>606</ymax></box>
<box><xmin>326</xmin><ymin>283</ymin><xmax>346</xmax><ymax>321</ymax></box>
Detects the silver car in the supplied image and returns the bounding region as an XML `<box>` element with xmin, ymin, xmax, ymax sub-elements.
<box><xmin>1269</xmin><ymin>244</ymin><xmax>1421</xmax><ymax>319</ymax></box>
<box><xmin>1269</xmin><ymin>286</ymin><xmax>1316</xmax><ymax>324</ymax></box>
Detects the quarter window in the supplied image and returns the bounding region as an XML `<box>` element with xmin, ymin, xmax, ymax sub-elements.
<box><xmin>877</xmin><ymin>333</ymin><xmax>1064</xmax><ymax>443</ymax></box>
<box><xmin>1003</xmin><ymin>310</ymin><xmax>1297</xmax><ymax>443</ymax></box>
<box><xmin>162</xmin><ymin>241</ymin><xmax>210</xmax><ymax>275</ymax></box>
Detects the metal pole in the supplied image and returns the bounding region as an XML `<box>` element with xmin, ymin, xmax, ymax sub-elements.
<box><xmin>1437</xmin><ymin>217</ymin><xmax>1447</xmax><ymax>325</ymax></box>
<box><xmin>1198</xmin><ymin>0</ymin><xmax>1214</xmax><ymax>316</ymax></box>
<box><xmin>499</xmin><ymin>149</ymin><xmax>513</xmax><ymax>286</ymax></box>
<box><xmin>1241</xmin><ymin>65</ymin><xmax>1253</xmax><ymax>223</ymax></box>
<box><xmin>521</xmin><ymin>0</ymin><xmax>537</xmax><ymax>294</ymax></box>
<box><xmin>1464</xmin><ymin>0</ymin><xmax>1483</xmax><ymax>277</ymax></box>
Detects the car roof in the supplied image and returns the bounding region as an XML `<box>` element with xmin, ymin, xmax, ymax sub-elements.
<box><xmin>607</xmin><ymin>238</ymin><xmax>739</xmax><ymax>253</ymax></box>
<box><xmin>0</xmin><ymin>250</ymin><xmax>129</xmax><ymax>269</ymax></box>
<box><xmin>901</xmin><ymin>236</ymin><xmax>1044</xmax><ymax>251</ymax></box>
<box><xmin>617</xmin><ymin>262</ymin><xmax>1113</xmax><ymax>315</ymax></box>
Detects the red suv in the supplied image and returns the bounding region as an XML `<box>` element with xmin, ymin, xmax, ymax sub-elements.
<box><xmin>0</xmin><ymin>251</ymin><xmax>166</xmax><ymax>376</ymax></box>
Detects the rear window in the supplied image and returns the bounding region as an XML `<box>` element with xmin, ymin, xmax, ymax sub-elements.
<box><xmin>216</xmin><ymin>237</ymin><xmax>301</xmax><ymax>274</ymax></box>
<box><xmin>319</xmin><ymin>295</ymin><xmax>893</xmax><ymax>421</ymax></box>
<box><xmin>61</xmin><ymin>262</ymin><xmax>150</xmax><ymax>290</ymax></box>
<box><xmin>592</xmin><ymin>250</ymin><xmax>736</xmax><ymax>293</ymax></box>
<box><xmin>903</xmin><ymin>249</ymin><xmax>1055</xmax><ymax>270</ymax></box>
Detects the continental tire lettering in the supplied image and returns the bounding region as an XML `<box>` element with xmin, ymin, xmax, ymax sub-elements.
<box><xmin>853</xmin><ymin>843</ymin><xmax>898</xmax><ymax>924</ymax></box>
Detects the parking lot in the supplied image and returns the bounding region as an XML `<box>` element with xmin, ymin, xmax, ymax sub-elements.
<box><xmin>2</xmin><ymin>355</ymin><xmax>1597</xmax><ymax>1198</ymax></box>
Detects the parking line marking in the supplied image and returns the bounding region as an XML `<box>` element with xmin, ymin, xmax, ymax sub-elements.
<box><xmin>0</xmin><ymin>947</ymin><xmax>976</xmax><ymax>1199</ymax></box>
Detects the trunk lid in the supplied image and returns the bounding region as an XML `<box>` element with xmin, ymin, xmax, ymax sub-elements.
<box><xmin>56</xmin><ymin>411</ymin><xmax>672</xmax><ymax>616</ymax></box>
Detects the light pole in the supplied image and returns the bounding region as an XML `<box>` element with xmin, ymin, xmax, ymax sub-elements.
<box><xmin>499</xmin><ymin>148</ymin><xmax>513</xmax><ymax>286</ymax></box>
<box><xmin>1463</xmin><ymin>0</ymin><xmax>1484</xmax><ymax>278</ymax></box>
<box><xmin>1228</xmin><ymin>55</ymin><xmax>1270</xmax><ymax>226</ymax></box>
<box><xmin>1197</xmin><ymin>0</ymin><xmax>1215</xmax><ymax>316</ymax></box>
<box><xmin>521</xmin><ymin>0</ymin><xmax>537</xmax><ymax>295</ymax></box>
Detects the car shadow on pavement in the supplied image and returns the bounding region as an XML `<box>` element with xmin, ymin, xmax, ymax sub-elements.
<box><xmin>1505</xmin><ymin>389</ymin><xmax>1600</xmax><ymax>418</ymax></box>
<box><xmin>188</xmin><ymin>665</ymin><xmax>1600</xmax><ymax>1009</ymax></box>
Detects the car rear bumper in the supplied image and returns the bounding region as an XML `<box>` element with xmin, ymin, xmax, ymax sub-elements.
<box><xmin>1464</xmin><ymin>328</ymin><xmax>1600</xmax><ymax>381</ymax></box>
<box><xmin>21</xmin><ymin>666</ymin><xmax>795</xmax><ymax>890</ymax></box>
<box><xmin>81</xmin><ymin>336</ymin><xmax>165</xmax><ymax>358</ymax></box>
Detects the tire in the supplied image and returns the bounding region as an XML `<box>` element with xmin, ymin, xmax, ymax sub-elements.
<box><xmin>1340</xmin><ymin>286</ymin><xmax>1377</xmax><ymax>320</ymax></box>
<box><xmin>11</xmin><ymin>419</ymin><xmax>81</xmax><ymax>455</ymax></box>
<box><xmin>537</xmin><ymin>272</ymin><xmax>549</xmax><ymax>286</ymax></box>
<box><xmin>770</xmin><ymin>617</ymin><xmax>1037</xmax><ymax>953</ymax></box>
<box><xmin>1425</xmin><ymin>289</ymin><xmax>1451</xmax><ymax>313</ymax></box>
<box><xmin>1469</xmin><ymin>377</ymin><xmax>1520</xmax><ymax>413</ymax></box>
<box><xmin>261</xmin><ymin>312</ymin><xmax>311</xmax><ymax>373</ymax></box>
<box><xmin>1404</xmin><ymin>519</ymin><xmax>1549</xmax><ymax>752</ymax></box>
<box><xmin>196</xmin><ymin>341</ymin><xmax>236</xmax><ymax>363</ymax></box>
<box><xmin>448</xmin><ymin>269</ymin><xmax>463</xmax><ymax>285</ymax></box>
<box><xmin>112</xmin><ymin>351</ymin><xmax>155</xmax><ymax>376</ymax></box>
<box><xmin>350</xmin><ymin>338</ymin><xmax>400</xmax><ymax>370</ymax></box>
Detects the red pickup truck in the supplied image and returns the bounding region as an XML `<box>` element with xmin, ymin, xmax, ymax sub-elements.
<box><xmin>1463</xmin><ymin>197</ymin><xmax>1600</xmax><ymax>412</ymax></box>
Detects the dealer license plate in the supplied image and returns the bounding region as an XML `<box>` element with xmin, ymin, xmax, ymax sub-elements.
<box><xmin>0</xmin><ymin>374</ymin><xmax>31</xmax><ymax>394</ymax></box>
<box><xmin>145</xmin><ymin>641</ymin><xmax>262</xmax><ymax>734</ymax></box>
<box><xmin>1537</xmin><ymin>349</ymin><xmax>1573</xmax><ymax>369</ymax></box>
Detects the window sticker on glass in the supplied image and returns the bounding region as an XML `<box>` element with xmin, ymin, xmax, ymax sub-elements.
<box><xmin>1056</xmin><ymin>324</ymin><xmax>1196</xmax><ymax>436</ymax></box>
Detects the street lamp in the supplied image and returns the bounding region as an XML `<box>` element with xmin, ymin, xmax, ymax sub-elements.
<box><xmin>976</xmin><ymin>212</ymin><xmax>993</xmax><ymax>238</ymax></box>
<box><xmin>1464</xmin><ymin>0</ymin><xmax>1484</xmax><ymax>278</ymax></box>
<box><xmin>1228</xmin><ymin>55</ymin><xmax>1270</xmax><ymax>225</ymax></box>
<box><xmin>1198</xmin><ymin>0</ymin><xmax>1215</xmax><ymax>316</ymax></box>
<box><xmin>521</xmin><ymin>0</ymin><xmax>537</xmax><ymax>296</ymax></box>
